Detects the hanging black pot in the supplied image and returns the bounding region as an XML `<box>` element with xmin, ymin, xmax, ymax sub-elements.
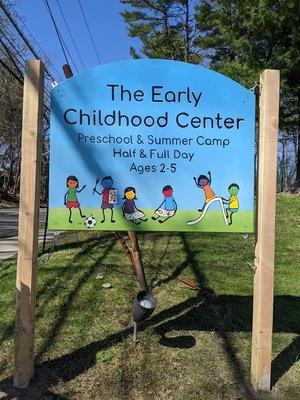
<box><xmin>132</xmin><ymin>290</ymin><xmax>157</xmax><ymax>323</ymax></box>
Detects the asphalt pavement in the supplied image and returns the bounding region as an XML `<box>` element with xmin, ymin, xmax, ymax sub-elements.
<box><xmin>0</xmin><ymin>208</ymin><xmax>57</xmax><ymax>260</ymax></box>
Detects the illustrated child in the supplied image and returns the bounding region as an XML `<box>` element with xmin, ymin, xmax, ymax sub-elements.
<box><xmin>64</xmin><ymin>175</ymin><xmax>86</xmax><ymax>223</ymax></box>
<box><xmin>93</xmin><ymin>176</ymin><xmax>117</xmax><ymax>223</ymax></box>
<box><xmin>152</xmin><ymin>185</ymin><xmax>177</xmax><ymax>224</ymax></box>
<box><xmin>193</xmin><ymin>170</ymin><xmax>216</xmax><ymax>211</ymax></box>
<box><xmin>222</xmin><ymin>183</ymin><xmax>239</xmax><ymax>225</ymax></box>
<box><xmin>122</xmin><ymin>187</ymin><xmax>148</xmax><ymax>225</ymax></box>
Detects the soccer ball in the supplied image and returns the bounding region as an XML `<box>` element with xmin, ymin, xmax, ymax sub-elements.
<box><xmin>84</xmin><ymin>216</ymin><xmax>97</xmax><ymax>229</ymax></box>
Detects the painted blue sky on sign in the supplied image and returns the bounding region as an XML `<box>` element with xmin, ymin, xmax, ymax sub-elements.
<box><xmin>49</xmin><ymin>59</ymin><xmax>255</xmax><ymax>212</ymax></box>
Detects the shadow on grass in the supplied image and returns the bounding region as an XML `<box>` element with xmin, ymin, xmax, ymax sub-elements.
<box><xmin>158</xmin><ymin>334</ymin><xmax>196</xmax><ymax>348</ymax></box>
<box><xmin>0</xmin><ymin>233</ymin><xmax>299</xmax><ymax>399</ymax></box>
<box><xmin>35</xmin><ymin>235</ymin><xmax>117</xmax><ymax>360</ymax></box>
<box><xmin>271</xmin><ymin>335</ymin><xmax>300</xmax><ymax>389</ymax></box>
<box><xmin>0</xmin><ymin>294</ymin><xmax>298</xmax><ymax>399</ymax></box>
<box><xmin>0</xmin><ymin>234</ymin><xmax>117</xmax><ymax>349</ymax></box>
<box><xmin>152</xmin><ymin>233</ymin><xmax>199</xmax><ymax>288</ymax></box>
<box><xmin>39</xmin><ymin>231</ymin><xmax>116</xmax><ymax>256</ymax></box>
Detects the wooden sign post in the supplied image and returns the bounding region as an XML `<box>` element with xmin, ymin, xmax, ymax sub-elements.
<box><xmin>14</xmin><ymin>60</ymin><xmax>44</xmax><ymax>388</ymax></box>
<box><xmin>251</xmin><ymin>69</ymin><xmax>280</xmax><ymax>391</ymax></box>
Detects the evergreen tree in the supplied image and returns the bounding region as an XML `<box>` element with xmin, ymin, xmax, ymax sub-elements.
<box><xmin>121</xmin><ymin>0</ymin><xmax>202</xmax><ymax>63</ymax></box>
<box><xmin>196</xmin><ymin>0</ymin><xmax>300</xmax><ymax>190</ymax></box>
<box><xmin>121</xmin><ymin>0</ymin><xmax>300</xmax><ymax>190</ymax></box>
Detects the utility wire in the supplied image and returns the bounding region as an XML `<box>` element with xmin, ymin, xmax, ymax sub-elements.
<box><xmin>0</xmin><ymin>33</ymin><xmax>51</xmax><ymax>107</ymax></box>
<box><xmin>77</xmin><ymin>0</ymin><xmax>101</xmax><ymax>64</ymax></box>
<box><xmin>0</xmin><ymin>1</ymin><xmax>40</xmax><ymax>59</ymax></box>
<box><xmin>0</xmin><ymin>0</ymin><xmax>60</xmax><ymax>82</ymax></box>
<box><xmin>0</xmin><ymin>2</ymin><xmax>54</xmax><ymax>127</ymax></box>
<box><xmin>0</xmin><ymin>65</ymin><xmax>22</xmax><ymax>89</ymax></box>
<box><xmin>0</xmin><ymin>36</ymin><xmax>24</xmax><ymax>78</ymax></box>
<box><xmin>0</xmin><ymin>58</ymin><xmax>23</xmax><ymax>84</ymax></box>
<box><xmin>5</xmin><ymin>0</ymin><xmax>63</xmax><ymax>81</ymax></box>
<box><xmin>43</xmin><ymin>0</ymin><xmax>79</xmax><ymax>73</ymax></box>
<box><xmin>54</xmin><ymin>0</ymin><xmax>86</xmax><ymax>70</ymax></box>
<box><xmin>42</xmin><ymin>0</ymin><xmax>68</xmax><ymax>66</ymax></box>
<box><xmin>0</xmin><ymin>37</ymin><xmax>51</xmax><ymax>104</ymax></box>
<box><xmin>0</xmin><ymin>58</ymin><xmax>51</xmax><ymax>113</ymax></box>
<box><xmin>0</xmin><ymin>56</ymin><xmax>50</xmax><ymax>131</ymax></box>
<box><xmin>0</xmin><ymin>27</ymin><xmax>27</xmax><ymax>64</ymax></box>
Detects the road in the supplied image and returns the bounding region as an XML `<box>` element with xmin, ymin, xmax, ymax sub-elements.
<box><xmin>0</xmin><ymin>208</ymin><xmax>57</xmax><ymax>260</ymax></box>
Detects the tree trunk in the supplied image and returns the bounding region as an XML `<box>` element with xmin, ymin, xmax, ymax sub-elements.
<box><xmin>184</xmin><ymin>0</ymin><xmax>190</xmax><ymax>62</ymax></box>
<box><xmin>293</xmin><ymin>130</ymin><xmax>300</xmax><ymax>192</ymax></box>
<box><xmin>293</xmin><ymin>94</ymin><xmax>300</xmax><ymax>192</ymax></box>
<box><xmin>282</xmin><ymin>134</ymin><xmax>288</xmax><ymax>191</ymax></box>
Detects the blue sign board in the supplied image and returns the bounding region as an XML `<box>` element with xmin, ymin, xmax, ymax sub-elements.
<box><xmin>48</xmin><ymin>59</ymin><xmax>255</xmax><ymax>232</ymax></box>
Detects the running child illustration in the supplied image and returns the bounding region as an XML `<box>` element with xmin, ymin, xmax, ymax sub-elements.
<box><xmin>222</xmin><ymin>183</ymin><xmax>240</xmax><ymax>225</ymax></box>
<box><xmin>186</xmin><ymin>170</ymin><xmax>228</xmax><ymax>226</ymax></box>
<box><xmin>122</xmin><ymin>187</ymin><xmax>148</xmax><ymax>225</ymax></box>
<box><xmin>93</xmin><ymin>176</ymin><xmax>117</xmax><ymax>223</ymax></box>
<box><xmin>64</xmin><ymin>175</ymin><xmax>86</xmax><ymax>224</ymax></box>
<box><xmin>152</xmin><ymin>185</ymin><xmax>177</xmax><ymax>224</ymax></box>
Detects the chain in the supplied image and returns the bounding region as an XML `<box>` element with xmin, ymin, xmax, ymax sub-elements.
<box><xmin>38</xmin><ymin>231</ymin><xmax>60</xmax><ymax>267</ymax></box>
<box><xmin>249</xmin><ymin>81</ymin><xmax>264</xmax><ymax>97</ymax></box>
<box><xmin>249</xmin><ymin>81</ymin><xmax>259</xmax><ymax>94</ymax></box>
<box><xmin>75</xmin><ymin>232</ymin><xmax>130</xmax><ymax>276</ymax></box>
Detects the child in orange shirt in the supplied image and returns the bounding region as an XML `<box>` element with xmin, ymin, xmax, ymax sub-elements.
<box><xmin>193</xmin><ymin>171</ymin><xmax>216</xmax><ymax>212</ymax></box>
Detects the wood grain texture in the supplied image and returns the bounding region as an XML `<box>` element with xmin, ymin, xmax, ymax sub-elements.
<box><xmin>14</xmin><ymin>60</ymin><xmax>44</xmax><ymax>388</ymax></box>
<box><xmin>251</xmin><ymin>69</ymin><xmax>280</xmax><ymax>392</ymax></box>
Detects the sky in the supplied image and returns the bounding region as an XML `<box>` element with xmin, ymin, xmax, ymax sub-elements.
<box><xmin>14</xmin><ymin>0</ymin><xmax>142</xmax><ymax>82</ymax></box>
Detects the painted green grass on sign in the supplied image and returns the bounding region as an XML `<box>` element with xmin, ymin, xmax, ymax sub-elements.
<box><xmin>48</xmin><ymin>207</ymin><xmax>253</xmax><ymax>233</ymax></box>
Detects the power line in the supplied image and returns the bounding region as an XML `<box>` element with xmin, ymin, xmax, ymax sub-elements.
<box><xmin>0</xmin><ymin>54</ymin><xmax>50</xmax><ymax>128</ymax></box>
<box><xmin>0</xmin><ymin>1</ymin><xmax>53</xmax><ymax>126</ymax></box>
<box><xmin>0</xmin><ymin>32</ymin><xmax>51</xmax><ymax>102</ymax></box>
<box><xmin>0</xmin><ymin>36</ymin><xmax>24</xmax><ymax>78</ymax></box>
<box><xmin>77</xmin><ymin>0</ymin><xmax>101</xmax><ymax>64</ymax></box>
<box><xmin>4</xmin><ymin>0</ymin><xmax>63</xmax><ymax>81</ymax></box>
<box><xmin>0</xmin><ymin>58</ymin><xmax>51</xmax><ymax>114</ymax></box>
<box><xmin>5</xmin><ymin>0</ymin><xmax>59</xmax><ymax>77</ymax></box>
<box><xmin>0</xmin><ymin>0</ymin><xmax>60</xmax><ymax>83</ymax></box>
<box><xmin>2</xmin><ymin>3</ymin><xmax>65</xmax><ymax>97</ymax></box>
<box><xmin>54</xmin><ymin>0</ymin><xmax>86</xmax><ymax>70</ymax></box>
<box><xmin>43</xmin><ymin>0</ymin><xmax>79</xmax><ymax>73</ymax></box>
<box><xmin>0</xmin><ymin>1</ymin><xmax>40</xmax><ymax>59</ymax></box>
<box><xmin>0</xmin><ymin>58</ymin><xmax>23</xmax><ymax>84</ymax></box>
<box><xmin>42</xmin><ymin>0</ymin><xmax>69</xmax><ymax>67</ymax></box>
<box><xmin>0</xmin><ymin>65</ymin><xmax>22</xmax><ymax>89</ymax></box>
<box><xmin>0</xmin><ymin>27</ymin><xmax>27</xmax><ymax>65</ymax></box>
<box><xmin>0</xmin><ymin>57</ymin><xmax>51</xmax><ymax>106</ymax></box>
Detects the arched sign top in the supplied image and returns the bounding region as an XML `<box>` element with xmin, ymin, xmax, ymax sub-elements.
<box><xmin>49</xmin><ymin>59</ymin><xmax>255</xmax><ymax>233</ymax></box>
<box><xmin>53</xmin><ymin>59</ymin><xmax>253</xmax><ymax>98</ymax></box>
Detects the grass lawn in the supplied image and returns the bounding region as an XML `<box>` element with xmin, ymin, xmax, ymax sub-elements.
<box><xmin>0</xmin><ymin>195</ymin><xmax>299</xmax><ymax>400</ymax></box>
